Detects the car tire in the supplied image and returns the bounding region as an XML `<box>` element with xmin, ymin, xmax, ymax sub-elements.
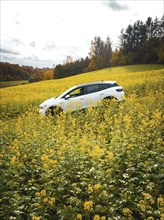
<box><xmin>103</xmin><ymin>97</ymin><xmax>118</xmax><ymax>105</ymax></box>
<box><xmin>46</xmin><ymin>106</ymin><xmax>63</xmax><ymax>117</ymax></box>
<box><xmin>103</xmin><ymin>96</ymin><xmax>117</xmax><ymax>101</ymax></box>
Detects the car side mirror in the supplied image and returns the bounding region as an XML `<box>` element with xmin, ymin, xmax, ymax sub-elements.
<box><xmin>65</xmin><ymin>95</ymin><xmax>70</xmax><ymax>100</ymax></box>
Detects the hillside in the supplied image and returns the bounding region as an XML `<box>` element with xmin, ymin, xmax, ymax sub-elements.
<box><xmin>0</xmin><ymin>64</ymin><xmax>164</xmax><ymax>219</ymax></box>
<box><xmin>0</xmin><ymin>64</ymin><xmax>163</xmax><ymax>118</ymax></box>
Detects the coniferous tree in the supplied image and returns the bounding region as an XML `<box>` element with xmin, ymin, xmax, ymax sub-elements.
<box><xmin>118</xmin><ymin>16</ymin><xmax>164</xmax><ymax>65</ymax></box>
<box><xmin>87</xmin><ymin>36</ymin><xmax>112</xmax><ymax>71</ymax></box>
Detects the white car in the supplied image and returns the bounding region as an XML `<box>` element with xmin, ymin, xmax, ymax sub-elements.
<box><xmin>39</xmin><ymin>81</ymin><xmax>125</xmax><ymax>116</ymax></box>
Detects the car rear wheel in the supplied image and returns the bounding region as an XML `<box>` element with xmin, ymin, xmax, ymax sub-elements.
<box><xmin>102</xmin><ymin>96</ymin><xmax>118</xmax><ymax>106</ymax></box>
<box><xmin>103</xmin><ymin>96</ymin><xmax>117</xmax><ymax>101</ymax></box>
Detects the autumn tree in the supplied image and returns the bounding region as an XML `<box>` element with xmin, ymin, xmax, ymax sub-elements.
<box><xmin>43</xmin><ymin>69</ymin><xmax>54</xmax><ymax>80</ymax></box>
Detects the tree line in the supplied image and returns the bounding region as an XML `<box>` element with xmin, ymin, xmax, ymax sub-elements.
<box><xmin>111</xmin><ymin>16</ymin><xmax>164</xmax><ymax>66</ymax></box>
<box><xmin>0</xmin><ymin>16</ymin><xmax>163</xmax><ymax>81</ymax></box>
<box><xmin>0</xmin><ymin>63</ymin><xmax>54</xmax><ymax>82</ymax></box>
<box><xmin>55</xmin><ymin>16</ymin><xmax>163</xmax><ymax>78</ymax></box>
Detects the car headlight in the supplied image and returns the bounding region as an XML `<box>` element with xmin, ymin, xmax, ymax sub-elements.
<box><xmin>39</xmin><ymin>105</ymin><xmax>47</xmax><ymax>110</ymax></box>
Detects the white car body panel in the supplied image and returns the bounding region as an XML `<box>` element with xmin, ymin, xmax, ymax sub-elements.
<box><xmin>39</xmin><ymin>81</ymin><xmax>125</xmax><ymax>116</ymax></box>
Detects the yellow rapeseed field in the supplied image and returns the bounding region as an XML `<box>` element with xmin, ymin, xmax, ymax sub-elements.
<box><xmin>0</xmin><ymin>64</ymin><xmax>164</xmax><ymax>219</ymax></box>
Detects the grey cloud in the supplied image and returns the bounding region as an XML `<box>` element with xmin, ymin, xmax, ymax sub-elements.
<box><xmin>0</xmin><ymin>48</ymin><xmax>20</xmax><ymax>55</ymax></box>
<box><xmin>12</xmin><ymin>38</ymin><xmax>24</xmax><ymax>46</ymax></box>
<box><xmin>15</xmin><ymin>20</ymin><xmax>20</xmax><ymax>25</ymax></box>
<box><xmin>67</xmin><ymin>46</ymin><xmax>83</xmax><ymax>58</ymax></box>
<box><xmin>22</xmin><ymin>56</ymin><xmax>56</xmax><ymax>68</ymax></box>
<box><xmin>1</xmin><ymin>53</ymin><xmax>57</xmax><ymax>68</ymax></box>
<box><xmin>43</xmin><ymin>41</ymin><xmax>57</xmax><ymax>51</ymax></box>
<box><xmin>103</xmin><ymin>0</ymin><xmax>129</xmax><ymax>11</ymax></box>
<box><xmin>15</xmin><ymin>12</ymin><xmax>21</xmax><ymax>25</ymax></box>
<box><xmin>29</xmin><ymin>41</ymin><xmax>36</xmax><ymax>47</ymax></box>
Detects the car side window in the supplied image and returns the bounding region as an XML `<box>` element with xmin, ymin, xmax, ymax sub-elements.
<box><xmin>84</xmin><ymin>85</ymin><xmax>100</xmax><ymax>94</ymax></box>
<box><xmin>67</xmin><ymin>87</ymin><xmax>83</xmax><ymax>98</ymax></box>
<box><xmin>98</xmin><ymin>84</ymin><xmax>108</xmax><ymax>90</ymax></box>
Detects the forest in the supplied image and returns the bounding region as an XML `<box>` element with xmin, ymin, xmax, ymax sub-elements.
<box><xmin>0</xmin><ymin>16</ymin><xmax>163</xmax><ymax>81</ymax></box>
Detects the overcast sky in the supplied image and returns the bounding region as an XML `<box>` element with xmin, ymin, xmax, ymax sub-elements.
<box><xmin>1</xmin><ymin>0</ymin><xmax>163</xmax><ymax>68</ymax></box>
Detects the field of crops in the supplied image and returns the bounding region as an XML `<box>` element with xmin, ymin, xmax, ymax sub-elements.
<box><xmin>0</xmin><ymin>80</ymin><xmax>29</xmax><ymax>88</ymax></box>
<box><xmin>0</xmin><ymin>64</ymin><xmax>164</xmax><ymax>219</ymax></box>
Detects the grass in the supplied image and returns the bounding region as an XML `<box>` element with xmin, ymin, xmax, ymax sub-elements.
<box><xmin>0</xmin><ymin>64</ymin><xmax>164</xmax><ymax>219</ymax></box>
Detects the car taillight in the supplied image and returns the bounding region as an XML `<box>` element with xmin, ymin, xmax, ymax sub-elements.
<box><xmin>116</xmin><ymin>88</ymin><xmax>123</xmax><ymax>92</ymax></box>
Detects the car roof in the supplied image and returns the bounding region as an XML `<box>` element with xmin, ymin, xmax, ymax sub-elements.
<box><xmin>58</xmin><ymin>81</ymin><xmax>118</xmax><ymax>98</ymax></box>
<box><xmin>74</xmin><ymin>81</ymin><xmax>117</xmax><ymax>88</ymax></box>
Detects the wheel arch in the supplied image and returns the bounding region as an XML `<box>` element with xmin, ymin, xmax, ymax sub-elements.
<box><xmin>103</xmin><ymin>96</ymin><xmax>117</xmax><ymax>100</ymax></box>
<box><xmin>46</xmin><ymin>105</ymin><xmax>63</xmax><ymax>116</ymax></box>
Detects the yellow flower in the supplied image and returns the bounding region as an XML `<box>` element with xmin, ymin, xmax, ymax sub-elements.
<box><xmin>142</xmin><ymin>193</ymin><xmax>152</xmax><ymax>199</ymax></box>
<box><xmin>48</xmin><ymin>201</ymin><xmax>54</xmax><ymax>206</ymax></box>
<box><xmin>157</xmin><ymin>196</ymin><xmax>164</xmax><ymax>205</ymax></box>
<box><xmin>32</xmin><ymin>159</ymin><xmax>36</xmax><ymax>163</ymax></box>
<box><xmin>89</xmin><ymin>145</ymin><xmax>103</xmax><ymax>158</ymax></box>
<box><xmin>41</xmin><ymin>154</ymin><xmax>49</xmax><ymax>161</ymax></box>
<box><xmin>150</xmin><ymin>198</ymin><xmax>155</xmax><ymax>204</ymax></box>
<box><xmin>50</xmin><ymin>197</ymin><xmax>56</xmax><ymax>203</ymax></box>
<box><xmin>94</xmin><ymin>184</ymin><xmax>101</xmax><ymax>190</ymax></box>
<box><xmin>156</xmin><ymin>138</ymin><xmax>163</xmax><ymax>144</ymax></box>
<box><xmin>40</xmin><ymin>189</ymin><xmax>46</xmax><ymax>197</ymax></box>
<box><xmin>160</xmin><ymin>214</ymin><xmax>164</xmax><ymax>220</ymax></box>
<box><xmin>10</xmin><ymin>155</ymin><xmax>16</xmax><ymax>165</ymax></box>
<box><xmin>153</xmin><ymin>111</ymin><xmax>161</xmax><ymax>119</ymax></box>
<box><xmin>35</xmin><ymin>192</ymin><xmax>40</xmax><ymax>197</ymax></box>
<box><xmin>18</xmin><ymin>162</ymin><xmax>23</xmax><ymax>167</ymax></box>
<box><xmin>49</xmin><ymin>159</ymin><xmax>57</xmax><ymax>165</ymax></box>
<box><xmin>127</xmin><ymin>144</ymin><xmax>133</xmax><ymax>149</ymax></box>
<box><xmin>76</xmin><ymin>213</ymin><xmax>82</xmax><ymax>220</ymax></box>
<box><xmin>34</xmin><ymin>202</ymin><xmax>40</xmax><ymax>207</ymax></box>
<box><xmin>147</xmin><ymin>217</ymin><xmax>154</xmax><ymax>220</ymax></box>
<box><xmin>107</xmin><ymin>151</ymin><xmax>114</xmax><ymax>160</ymax></box>
<box><xmin>16</xmin><ymin>151</ymin><xmax>20</xmax><ymax>157</ymax></box>
<box><xmin>101</xmin><ymin>190</ymin><xmax>108</xmax><ymax>195</ymax></box>
<box><xmin>88</xmin><ymin>185</ymin><xmax>93</xmax><ymax>193</ymax></box>
<box><xmin>93</xmin><ymin>215</ymin><xmax>100</xmax><ymax>220</ymax></box>
<box><xmin>43</xmin><ymin>198</ymin><xmax>48</xmax><ymax>203</ymax></box>
<box><xmin>106</xmin><ymin>169</ymin><xmax>112</xmax><ymax>174</ymax></box>
<box><xmin>32</xmin><ymin>216</ymin><xmax>40</xmax><ymax>220</ymax></box>
<box><xmin>123</xmin><ymin>207</ymin><xmax>132</xmax><ymax>217</ymax></box>
<box><xmin>101</xmin><ymin>217</ymin><xmax>106</xmax><ymax>220</ymax></box>
<box><xmin>139</xmin><ymin>199</ymin><xmax>146</xmax><ymax>211</ymax></box>
<box><xmin>84</xmin><ymin>200</ymin><xmax>93</xmax><ymax>211</ymax></box>
<box><xmin>124</xmin><ymin>115</ymin><xmax>131</xmax><ymax>126</ymax></box>
<box><xmin>43</xmin><ymin>163</ymin><xmax>48</xmax><ymax>169</ymax></box>
<box><xmin>49</xmin><ymin>149</ymin><xmax>54</xmax><ymax>154</ymax></box>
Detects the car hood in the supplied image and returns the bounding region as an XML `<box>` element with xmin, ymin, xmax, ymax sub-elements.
<box><xmin>40</xmin><ymin>97</ymin><xmax>57</xmax><ymax>107</ymax></box>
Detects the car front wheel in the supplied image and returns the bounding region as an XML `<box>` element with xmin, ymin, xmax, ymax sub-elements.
<box><xmin>46</xmin><ymin>106</ymin><xmax>63</xmax><ymax>117</ymax></box>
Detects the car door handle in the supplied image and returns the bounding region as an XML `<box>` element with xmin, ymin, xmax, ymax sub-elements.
<box><xmin>80</xmin><ymin>98</ymin><xmax>84</xmax><ymax>100</ymax></box>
